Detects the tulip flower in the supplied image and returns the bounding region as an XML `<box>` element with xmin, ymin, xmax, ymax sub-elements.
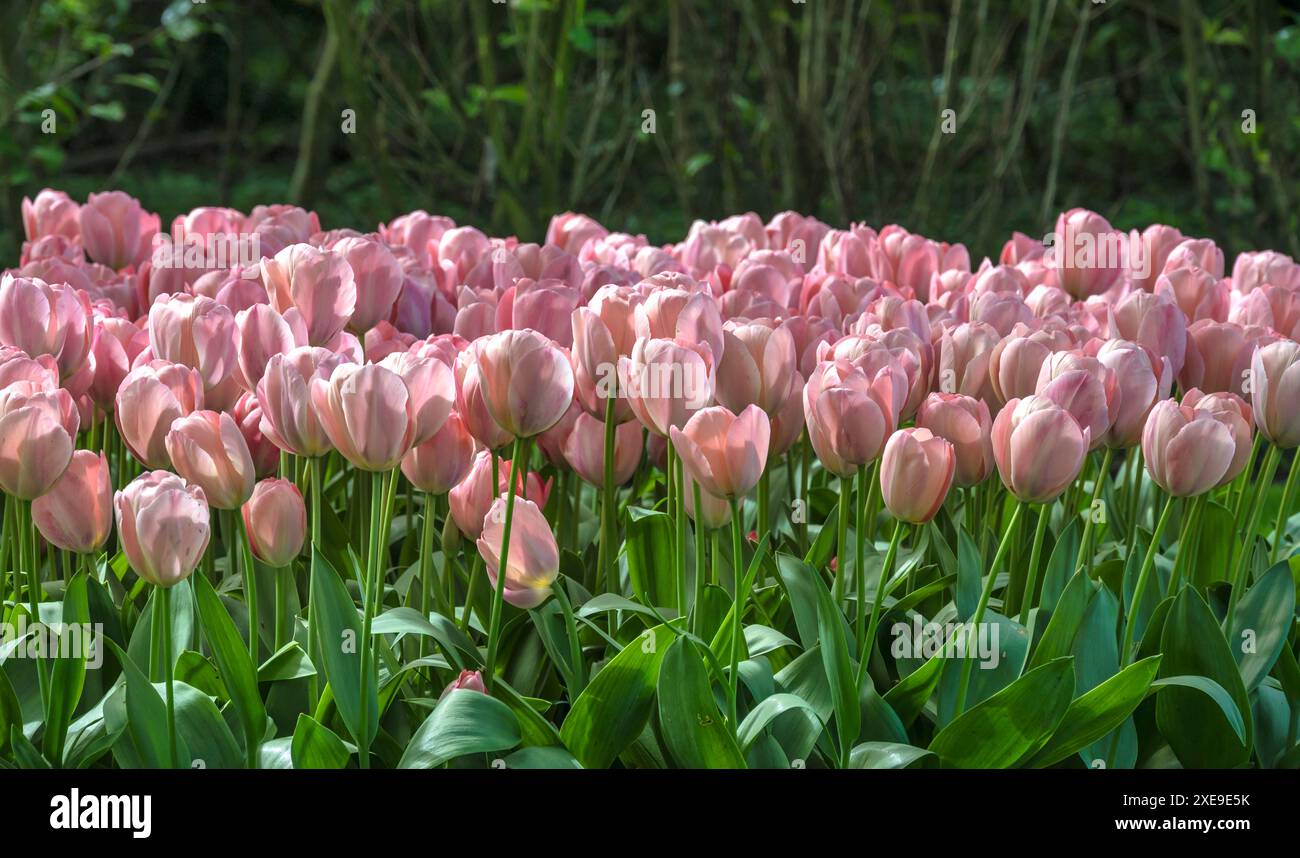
<box><xmin>256</xmin><ymin>346</ymin><xmax>350</xmax><ymax>457</ymax></box>
<box><xmin>166</xmin><ymin>410</ymin><xmax>257</xmax><ymax>510</ymax></box>
<box><xmin>1050</xmin><ymin>208</ymin><xmax>1125</xmax><ymax>299</ymax></box>
<box><xmin>916</xmin><ymin>392</ymin><xmax>993</xmax><ymax>487</ymax></box>
<box><xmin>1096</xmin><ymin>339</ymin><xmax>1170</xmax><ymax>448</ymax></box>
<box><xmin>669</xmin><ymin>404</ymin><xmax>770</xmax><ymax>500</ymax></box>
<box><xmin>333</xmin><ymin>236</ymin><xmax>404</xmax><ymax>333</ymax></box>
<box><xmin>0</xmin><ymin>382</ymin><xmax>78</xmax><ymax>500</ymax></box>
<box><xmin>623</xmin><ymin>337</ymin><xmax>715</xmax><ymax>437</ymax></box>
<box><xmin>477</xmin><ymin>496</ymin><xmax>559</xmax><ymax>609</ymax></box>
<box><xmin>471</xmin><ymin>329</ymin><xmax>575</xmax><ymax>438</ymax></box>
<box><xmin>714</xmin><ymin>321</ymin><xmax>797</xmax><ymax>415</ymax></box>
<box><xmin>440</xmin><ymin>669</ymin><xmax>488</xmax><ymax>698</ymax></box>
<box><xmin>880</xmin><ymin>428</ymin><xmax>955</xmax><ymax>524</ymax></box>
<box><xmin>447</xmin><ymin>449</ymin><xmax>550</xmax><ymax>539</ymax></box>
<box><xmin>1035</xmin><ymin>352</ymin><xmax>1118</xmax><ymax>449</ymax></box>
<box><xmin>803</xmin><ymin>359</ymin><xmax>895</xmax><ymax>477</ymax></box>
<box><xmin>563</xmin><ymin>411</ymin><xmax>643</xmax><ymax>487</ymax></box>
<box><xmin>233</xmin><ymin>303</ymin><xmax>302</xmax><ymax>392</ymax></box>
<box><xmin>21</xmin><ymin>189</ymin><xmax>80</xmax><ymax>241</ymax></box>
<box><xmin>78</xmin><ymin>191</ymin><xmax>159</xmax><ymax>270</ymax></box>
<box><xmin>115</xmin><ymin>471</ymin><xmax>210</xmax><ymax>588</ymax></box>
<box><xmin>310</xmin><ymin>362</ymin><xmax>417</xmax><ymax>471</ymax></box>
<box><xmin>116</xmin><ymin>360</ymin><xmax>204</xmax><ymax>469</ymax></box>
<box><xmin>378</xmin><ymin>350</ymin><xmax>455</xmax><ymax>445</ymax></box>
<box><xmin>89</xmin><ymin>315</ymin><xmax>149</xmax><ymax>410</ymax></box>
<box><xmin>1183</xmin><ymin>389</ymin><xmax>1253</xmax><ymax>484</ymax></box>
<box><xmin>33</xmin><ymin>450</ymin><xmax>112</xmax><ymax>554</ymax></box>
<box><xmin>991</xmin><ymin>395</ymin><xmax>1089</xmax><ymax>503</ymax></box>
<box><xmin>0</xmin><ymin>274</ymin><xmax>94</xmax><ymax>381</ymax></box>
<box><xmin>242</xmin><ymin>478</ymin><xmax>307</xmax><ymax>568</ymax></box>
<box><xmin>1250</xmin><ymin>340</ymin><xmax>1300</xmax><ymax>449</ymax></box>
<box><xmin>401</xmin><ymin>411</ymin><xmax>477</xmax><ymax>495</ymax></box>
<box><xmin>1141</xmin><ymin>399</ymin><xmax>1235</xmax><ymax>497</ymax></box>
<box><xmin>260</xmin><ymin>243</ymin><xmax>357</xmax><ymax>346</ymax></box>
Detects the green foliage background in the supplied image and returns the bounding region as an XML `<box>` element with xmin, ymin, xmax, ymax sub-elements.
<box><xmin>2</xmin><ymin>0</ymin><xmax>1298</xmax><ymax>260</ymax></box>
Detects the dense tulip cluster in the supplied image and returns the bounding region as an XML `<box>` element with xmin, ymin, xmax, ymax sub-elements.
<box><xmin>3</xmin><ymin>189</ymin><xmax>1298</xmax><ymax>771</ymax></box>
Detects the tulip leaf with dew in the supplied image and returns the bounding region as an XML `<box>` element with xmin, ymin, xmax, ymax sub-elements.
<box><xmin>883</xmin><ymin>654</ymin><xmax>945</xmax><ymax>728</ymax></box>
<box><xmin>258</xmin><ymin>642</ymin><xmax>317</xmax><ymax>683</ymax></box>
<box><xmin>736</xmin><ymin>693</ymin><xmax>822</xmax><ymax>753</ymax></box>
<box><xmin>1227</xmin><ymin>561</ymin><xmax>1296</xmax><ymax>692</ymax></box>
<box><xmin>847</xmin><ymin>741</ymin><xmax>938</xmax><ymax>769</ymax></box>
<box><xmin>397</xmin><ymin>688</ymin><xmax>521</xmax><ymax>769</ymax></box>
<box><xmin>1026</xmin><ymin>655</ymin><xmax>1162</xmax><ymax>768</ymax></box>
<box><xmin>813</xmin><ymin>579</ymin><xmax>859</xmax><ymax>768</ymax></box>
<box><xmin>502</xmin><ymin>745</ymin><xmax>583</xmax><ymax>768</ymax></box>
<box><xmin>928</xmin><ymin>657</ymin><xmax>1075</xmax><ymax>769</ymax></box>
<box><xmin>194</xmin><ymin>572</ymin><xmax>267</xmax><ymax>766</ymax></box>
<box><xmin>624</xmin><ymin>507</ymin><xmax>676</xmax><ymax>610</ymax></box>
<box><xmin>104</xmin><ymin>640</ymin><xmax>190</xmax><ymax>769</ymax></box>
<box><xmin>559</xmin><ymin>624</ymin><xmax>675</xmax><ymax>769</ymax></box>
<box><xmin>936</xmin><ymin>613</ymin><xmax>1031</xmax><ymax>728</ymax></box>
<box><xmin>309</xmin><ymin>546</ymin><xmax>379</xmax><ymax>751</ymax></box>
<box><xmin>657</xmin><ymin>637</ymin><xmax>747</xmax><ymax>768</ymax></box>
<box><xmin>43</xmin><ymin>572</ymin><xmax>90</xmax><ymax>764</ymax></box>
<box><xmin>1028</xmin><ymin>568</ymin><xmax>1095</xmax><ymax>671</ymax></box>
<box><xmin>291</xmin><ymin>714</ymin><xmax>352</xmax><ymax>769</ymax></box>
<box><xmin>1155</xmin><ymin>587</ymin><xmax>1252</xmax><ymax>768</ymax></box>
<box><xmin>371</xmin><ymin>605</ymin><xmax>480</xmax><ymax>670</ymax></box>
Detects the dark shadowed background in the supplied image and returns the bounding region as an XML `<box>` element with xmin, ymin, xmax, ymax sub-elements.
<box><xmin>2</xmin><ymin>0</ymin><xmax>1299</xmax><ymax>260</ymax></box>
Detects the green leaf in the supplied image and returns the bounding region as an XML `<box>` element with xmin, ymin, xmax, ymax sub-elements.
<box><xmin>1040</xmin><ymin>517</ymin><xmax>1081</xmax><ymax>612</ymax></box>
<box><xmin>1028</xmin><ymin>568</ymin><xmax>1094</xmax><ymax>670</ymax></box>
<box><xmin>1027</xmin><ymin>656</ymin><xmax>1162</xmax><ymax>768</ymax></box>
<box><xmin>371</xmin><ymin>605</ymin><xmax>480</xmax><ymax>669</ymax></box>
<box><xmin>883</xmin><ymin>654</ymin><xmax>944</xmax><ymax>727</ymax></box>
<box><xmin>928</xmin><ymin>658</ymin><xmax>1075</xmax><ymax>768</ymax></box>
<box><xmin>503</xmin><ymin>745</ymin><xmax>582</xmax><ymax>768</ymax></box>
<box><xmin>291</xmin><ymin>715</ymin><xmax>351</xmax><ymax>769</ymax></box>
<box><xmin>803</xmin><ymin>503</ymin><xmax>839</xmax><ymax>570</ymax></box>
<box><xmin>1227</xmin><ymin>561</ymin><xmax>1296</xmax><ymax>691</ymax></box>
<box><xmin>624</xmin><ymin>509</ymin><xmax>676</xmax><ymax>609</ymax></box>
<box><xmin>560</xmin><ymin>625</ymin><xmax>675</xmax><ymax>768</ymax></box>
<box><xmin>1151</xmin><ymin>675</ymin><xmax>1246</xmax><ymax>744</ymax></box>
<box><xmin>105</xmin><ymin>640</ymin><xmax>189</xmax><ymax>768</ymax></box>
<box><xmin>193</xmin><ymin>573</ymin><xmax>265</xmax><ymax>762</ymax></box>
<box><xmin>310</xmin><ymin>546</ymin><xmax>377</xmax><ymax>748</ymax></box>
<box><xmin>955</xmin><ymin>526</ymin><xmax>981</xmax><ymax>620</ymax></box>
<box><xmin>1155</xmin><ymin>587</ymin><xmax>1252</xmax><ymax>767</ymax></box>
<box><xmin>44</xmin><ymin>572</ymin><xmax>90</xmax><ymax>763</ymax></box>
<box><xmin>848</xmin><ymin>742</ymin><xmax>936</xmax><ymax>769</ymax></box>
<box><xmin>736</xmin><ymin>693</ymin><xmax>822</xmax><ymax>752</ymax></box>
<box><xmin>814</xmin><ymin>576</ymin><xmax>859</xmax><ymax>764</ymax></box>
<box><xmin>0</xmin><ymin>666</ymin><xmax>22</xmax><ymax>756</ymax></box>
<box><xmin>166</xmin><ymin>680</ymin><xmax>242</xmax><ymax>768</ymax></box>
<box><xmin>258</xmin><ymin>642</ymin><xmax>316</xmax><ymax>682</ymax></box>
<box><xmin>398</xmin><ymin>689</ymin><xmax>520</xmax><ymax>768</ymax></box>
<box><xmin>657</xmin><ymin>637</ymin><xmax>746</xmax><ymax>768</ymax></box>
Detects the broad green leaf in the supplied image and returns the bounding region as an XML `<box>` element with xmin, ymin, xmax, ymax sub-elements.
<box><xmin>1027</xmin><ymin>656</ymin><xmax>1161</xmax><ymax>768</ymax></box>
<box><xmin>1028</xmin><ymin>568</ymin><xmax>1094</xmax><ymax>670</ymax></box>
<box><xmin>310</xmin><ymin>547</ymin><xmax>377</xmax><ymax>748</ymax></box>
<box><xmin>657</xmin><ymin>637</ymin><xmax>746</xmax><ymax>768</ymax></box>
<box><xmin>1227</xmin><ymin>561</ymin><xmax>1296</xmax><ymax>691</ymax></box>
<box><xmin>955</xmin><ymin>526</ymin><xmax>981</xmax><ymax>621</ymax></box>
<box><xmin>848</xmin><ymin>742</ymin><xmax>936</xmax><ymax>769</ymax></box>
<box><xmin>165</xmin><ymin>680</ymin><xmax>242</xmax><ymax>769</ymax></box>
<box><xmin>398</xmin><ymin>689</ymin><xmax>520</xmax><ymax>768</ymax></box>
<box><xmin>883</xmin><ymin>654</ymin><xmax>944</xmax><ymax>727</ymax></box>
<box><xmin>291</xmin><ymin>714</ymin><xmax>351</xmax><ymax>769</ymax></box>
<box><xmin>503</xmin><ymin>745</ymin><xmax>582</xmax><ymax>768</ymax></box>
<box><xmin>371</xmin><ymin>605</ymin><xmax>480</xmax><ymax>669</ymax></box>
<box><xmin>44</xmin><ymin>572</ymin><xmax>90</xmax><ymax>763</ymax></box>
<box><xmin>736</xmin><ymin>693</ymin><xmax>821</xmax><ymax>752</ymax></box>
<box><xmin>258</xmin><ymin>642</ymin><xmax>316</xmax><ymax>682</ymax></box>
<box><xmin>1151</xmin><ymin>675</ymin><xmax>1246</xmax><ymax>744</ymax></box>
<box><xmin>105</xmin><ymin>640</ymin><xmax>189</xmax><ymax>769</ymax></box>
<box><xmin>194</xmin><ymin>573</ymin><xmax>265</xmax><ymax>763</ymax></box>
<box><xmin>625</xmin><ymin>508</ymin><xmax>675</xmax><ymax>608</ymax></box>
<box><xmin>1040</xmin><ymin>517</ymin><xmax>1081</xmax><ymax>611</ymax></box>
<box><xmin>814</xmin><ymin>575</ymin><xmax>859</xmax><ymax>765</ymax></box>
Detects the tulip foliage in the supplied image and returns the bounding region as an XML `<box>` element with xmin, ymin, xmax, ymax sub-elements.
<box><xmin>2</xmin><ymin>194</ymin><xmax>1299</xmax><ymax>770</ymax></box>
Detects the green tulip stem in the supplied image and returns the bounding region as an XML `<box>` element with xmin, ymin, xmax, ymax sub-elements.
<box><xmin>159</xmin><ymin>584</ymin><xmax>178</xmax><ymax>769</ymax></box>
<box><xmin>1018</xmin><ymin>503</ymin><xmax>1052</xmax><ymax>625</ymax></box>
<box><xmin>954</xmin><ymin>501</ymin><xmax>1026</xmax><ymax>717</ymax></box>
<box><xmin>1167</xmin><ymin>494</ymin><xmax>1204</xmax><ymax>598</ymax></box>
<box><xmin>234</xmin><ymin>511</ymin><xmax>259</xmax><ymax>664</ymax></box>
<box><xmin>485</xmin><ymin>436</ymin><xmax>528</xmax><ymax>693</ymax></box>
<box><xmin>596</xmin><ymin>394</ymin><xmax>617</xmax><ymax>592</ymax></box>
<box><xmin>1119</xmin><ymin>493</ymin><xmax>1177</xmax><ymax>667</ymax></box>
<box><xmin>675</xmin><ymin>450</ymin><xmax>688</xmax><ymax>619</ymax></box>
<box><xmin>692</xmin><ymin>480</ymin><xmax>706</xmax><ymax>635</ymax></box>
<box><xmin>1226</xmin><ymin>444</ymin><xmax>1281</xmax><ymax>633</ymax></box>
<box><xmin>307</xmin><ymin>455</ymin><xmax>323</xmax><ymax>711</ymax></box>
<box><xmin>727</xmin><ymin>495</ymin><xmax>746</xmax><ymax>729</ymax></box>
<box><xmin>1073</xmin><ymin>445</ymin><xmax>1114</xmax><ymax>576</ymax></box>
<box><xmin>862</xmin><ymin>518</ymin><xmax>905</xmax><ymax>670</ymax></box>
<box><xmin>833</xmin><ymin>473</ymin><xmax>851</xmax><ymax>603</ymax></box>
<box><xmin>853</xmin><ymin>463</ymin><xmax>869</xmax><ymax>647</ymax></box>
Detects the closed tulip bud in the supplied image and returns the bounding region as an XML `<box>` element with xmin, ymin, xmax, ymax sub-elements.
<box><xmin>1111</xmin><ymin>290</ymin><xmax>1188</xmax><ymax>378</ymax></box>
<box><xmin>116</xmin><ymin>360</ymin><xmax>204</xmax><ymax>469</ymax></box>
<box><xmin>401</xmin><ymin>411</ymin><xmax>477</xmax><ymax>495</ymax></box>
<box><xmin>378</xmin><ymin>350</ymin><xmax>455</xmax><ymax>445</ymax></box>
<box><xmin>33</xmin><ymin>450</ymin><xmax>113</xmax><ymax>553</ymax></box>
<box><xmin>242</xmin><ymin>478</ymin><xmax>306</xmax><ymax>567</ymax></box>
<box><xmin>0</xmin><ymin>275</ymin><xmax>94</xmax><ymax>381</ymax></box>
<box><xmin>1250</xmin><ymin>340</ymin><xmax>1300</xmax><ymax>449</ymax></box>
<box><xmin>447</xmin><ymin>450</ymin><xmax>550</xmax><ymax>538</ymax></box>
<box><xmin>991</xmin><ymin>395</ymin><xmax>1090</xmax><ymax>503</ymax></box>
<box><xmin>1050</xmin><ymin>208</ymin><xmax>1124</xmax><ymax>299</ymax></box>
<box><xmin>989</xmin><ymin>331</ymin><xmax>1056</xmax><ymax>406</ymax></box>
<box><xmin>767</xmin><ymin>372</ymin><xmax>806</xmax><ymax>460</ymax></box>
<box><xmin>148</xmin><ymin>293</ymin><xmax>238</xmax><ymax>395</ymax></box>
<box><xmin>714</xmin><ymin>320</ymin><xmax>797</xmax><ymax>415</ymax></box>
<box><xmin>916</xmin><ymin>392</ymin><xmax>993</xmax><ymax>487</ymax></box>
<box><xmin>166</xmin><ymin>410</ymin><xmax>257</xmax><ymax>509</ymax></box>
<box><xmin>310</xmin><ymin>363</ymin><xmax>416</xmax><ymax>472</ymax></box>
<box><xmin>571</xmin><ymin>288</ymin><xmax>640</xmax><ymax>422</ymax></box>
<box><xmin>115</xmin><ymin>471</ymin><xmax>210</xmax><ymax>588</ymax></box>
<box><xmin>89</xmin><ymin>316</ymin><xmax>148</xmax><ymax>410</ymax></box>
<box><xmin>1035</xmin><ymin>352</ymin><xmax>1119</xmax><ymax>449</ymax></box>
<box><xmin>472</xmin><ymin>329</ymin><xmax>575</xmax><ymax>438</ymax></box>
<box><xmin>234</xmin><ymin>303</ymin><xmax>302</xmax><ymax>392</ymax></box>
<box><xmin>257</xmin><ymin>346</ymin><xmax>350</xmax><ymax>457</ymax></box>
<box><xmin>78</xmin><ymin>191</ymin><xmax>159</xmax><ymax>270</ymax></box>
<box><xmin>880</xmin><ymin>428</ymin><xmax>955</xmax><ymax>524</ymax></box>
<box><xmin>804</xmin><ymin>360</ymin><xmax>895</xmax><ymax>477</ymax></box>
<box><xmin>1142</xmin><ymin>399</ymin><xmax>1235</xmax><ymax>496</ymax></box>
<box><xmin>477</xmin><ymin>496</ymin><xmax>559</xmax><ymax>609</ymax></box>
<box><xmin>564</xmin><ymin>411</ymin><xmax>643</xmax><ymax>487</ymax></box>
<box><xmin>332</xmin><ymin>236</ymin><xmax>403</xmax><ymax>334</ymax></box>
<box><xmin>455</xmin><ymin>349</ymin><xmax>514</xmax><ymax>450</ymax></box>
<box><xmin>0</xmin><ymin>382</ymin><xmax>77</xmax><ymax>500</ymax></box>
<box><xmin>232</xmin><ymin>392</ymin><xmax>280</xmax><ymax>478</ymax></box>
<box><xmin>623</xmin><ymin>337</ymin><xmax>715</xmax><ymax>437</ymax></box>
<box><xmin>1179</xmin><ymin>320</ymin><xmax>1260</xmax><ymax>396</ymax></box>
<box><xmin>670</xmin><ymin>404</ymin><xmax>770</xmax><ymax>499</ymax></box>
<box><xmin>440</xmin><ymin>669</ymin><xmax>487</xmax><ymax>698</ymax></box>
<box><xmin>634</xmin><ymin>288</ymin><xmax>726</xmax><ymax>365</ymax></box>
<box><xmin>1096</xmin><ymin>339</ymin><xmax>1171</xmax><ymax>448</ymax></box>
<box><xmin>1182</xmin><ymin>389</ymin><xmax>1253</xmax><ymax>483</ymax></box>
<box><xmin>934</xmin><ymin>322</ymin><xmax>1000</xmax><ymax>404</ymax></box>
<box><xmin>1156</xmin><ymin>267</ymin><xmax>1229</xmax><ymax>323</ymax></box>
<box><xmin>260</xmin><ymin>243</ymin><xmax>357</xmax><ymax>346</ymax></box>
<box><xmin>21</xmin><ymin>189</ymin><xmax>80</xmax><ymax>241</ymax></box>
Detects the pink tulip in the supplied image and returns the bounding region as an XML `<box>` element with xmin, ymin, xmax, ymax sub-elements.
<box><xmin>803</xmin><ymin>359</ymin><xmax>896</xmax><ymax>477</ymax></box>
<box><xmin>1183</xmin><ymin>389</ymin><xmax>1253</xmax><ymax>483</ymax></box>
<box><xmin>1035</xmin><ymin>352</ymin><xmax>1119</xmax><ymax>448</ymax></box>
<box><xmin>21</xmin><ymin>189</ymin><xmax>80</xmax><ymax>241</ymax></box>
<box><xmin>148</xmin><ymin>293</ymin><xmax>238</xmax><ymax>394</ymax></box>
<box><xmin>401</xmin><ymin>411</ymin><xmax>477</xmax><ymax>495</ymax></box>
<box><xmin>260</xmin><ymin>244</ymin><xmax>357</xmax><ymax>346</ymax></box>
<box><xmin>989</xmin><ymin>329</ymin><xmax>1061</xmax><ymax>406</ymax></box>
<box><xmin>472</xmin><ymin>329</ymin><xmax>575</xmax><ymax>439</ymax></box>
<box><xmin>116</xmin><ymin>360</ymin><xmax>204</xmax><ymax>469</ymax></box>
<box><xmin>0</xmin><ymin>346</ymin><xmax>58</xmax><ymax>390</ymax></box>
<box><xmin>232</xmin><ymin>391</ymin><xmax>280</xmax><ymax>478</ymax></box>
<box><xmin>33</xmin><ymin>450</ymin><xmax>112</xmax><ymax>553</ymax></box>
<box><xmin>497</xmin><ymin>279</ymin><xmax>581</xmax><ymax>347</ymax></box>
<box><xmin>477</xmin><ymin>496</ymin><xmax>559</xmax><ymax>609</ymax></box>
<box><xmin>1250</xmin><ymin>340</ymin><xmax>1300</xmax><ymax>449</ymax></box>
<box><xmin>916</xmin><ymin>392</ymin><xmax>993</xmax><ymax>487</ymax></box>
<box><xmin>1096</xmin><ymin>339</ymin><xmax>1170</xmax><ymax>448</ymax></box>
<box><xmin>331</xmin><ymin>236</ymin><xmax>403</xmax><ymax>333</ymax></box>
<box><xmin>571</xmin><ymin>287</ymin><xmax>640</xmax><ymax>422</ymax></box>
<box><xmin>310</xmin><ymin>362</ymin><xmax>416</xmax><ymax>471</ymax></box>
<box><xmin>378</xmin><ymin>350</ymin><xmax>455</xmax><ymax>445</ymax></box>
<box><xmin>934</xmin><ymin>322</ymin><xmax>1000</xmax><ymax>404</ymax></box>
<box><xmin>1162</xmin><ymin>238</ymin><xmax>1224</xmax><ymax>279</ymax></box>
<box><xmin>242</xmin><ymin>478</ymin><xmax>307</xmax><ymax>567</ymax></box>
<box><xmin>991</xmin><ymin>395</ymin><xmax>1089</xmax><ymax>503</ymax></box>
<box><xmin>0</xmin><ymin>382</ymin><xmax>77</xmax><ymax>500</ymax></box>
<box><xmin>1050</xmin><ymin>208</ymin><xmax>1125</xmax><ymax>299</ymax></box>
<box><xmin>1110</xmin><ymin>290</ymin><xmax>1188</xmax><ymax>378</ymax></box>
<box><xmin>0</xmin><ymin>274</ymin><xmax>94</xmax><ymax>381</ymax></box>
<box><xmin>669</xmin><ymin>404</ymin><xmax>770</xmax><ymax>499</ymax></box>
<box><xmin>623</xmin><ymin>337</ymin><xmax>715</xmax><ymax>437</ymax></box>
<box><xmin>1232</xmin><ymin>250</ymin><xmax>1300</xmax><ymax>295</ymax></box>
<box><xmin>1179</xmin><ymin>320</ymin><xmax>1261</xmax><ymax>396</ymax></box>
<box><xmin>1156</xmin><ymin>267</ymin><xmax>1229</xmax><ymax>323</ymax></box>
<box><xmin>564</xmin><ymin>411</ymin><xmax>643</xmax><ymax>487</ymax></box>
<box><xmin>633</xmin><ymin>288</ymin><xmax>726</xmax><ymax>365</ymax></box>
<box><xmin>880</xmin><ymin>428</ymin><xmax>955</xmax><ymax>524</ymax></box>
<box><xmin>256</xmin><ymin>346</ymin><xmax>349</xmax><ymax>457</ymax></box>
<box><xmin>114</xmin><ymin>471</ymin><xmax>211</xmax><ymax>588</ymax></box>
<box><xmin>165</xmin><ymin>410</ymin><xmax>257</xmax><ymax>509</ymax></box>
<box><xmin>683</xmin><ymin>472</ymin><xmax>733</xmax><ymax>529</ymax></box>
<box><xmin>767</xmin><ymin>371</ymin><xmax>806</xmax><ymax>460</ymax></box>
<box><xmin>454</xmin><ymin>348</ymin><xmax>514</xmax><ymax>450</ymax></box>
<box><xmin>714</xmin><ymin>321</ymin><xmax>797</xmax><ymax>415</ymax></box>
<box><xmin>1127</xmin><ymin>224</ymin><xmax>1186</xmax><ymax>292</ymax></box>
<box><xmin>78</xmin><ymin>191</ymin><xmax>159</xmax><ymax>270</ymax></box>
<box><xmin>440</xmin><ymin>669</ymin><xmax>488</xmax><ymax>698</ymax></box>
<box><xmin>89</xmin><ymin>316</ymin><xmax>148</xmax><ymax>410</ymax></box>
<box><xmin>234</xmin><ymin>303</ymin><xmax>302</xmax><ymax>392</ymax></box>
<box><xmin>1142</xmin><ymin>399</ymin><xmax>1236</xmax><ymax>496</ymax></box>
<box><xmin>546</xmin><ymin>212</ymin><xmax>608</xmax><ymax>255</ymax></box>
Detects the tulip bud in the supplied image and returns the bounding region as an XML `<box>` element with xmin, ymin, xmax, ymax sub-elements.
<box><xmin>0</xmin><ymin>382</ymin><xmax>78</xmax><ymax>499</ymax></box>
<box><xmin>166</xmin><ymin>410</ymin><xmax>258</xmax><ymax>509</ymax></box>
<box><xmin>916</xmin><ymin>392</ymin><xmax>993</xmax><ymax>487</ymax></box>
<box><xmin>1250</xmin><ymin>340</ymin><xmax>1300</xmax><ymax>449</ymax></box>
<box><xmin>115</xmin><ymin>471</ymin><xmax>211</xmax><ymax>588</ymax></box>
<box><xmin>310</xmin><ymin>363</ymin><xmax>417</xmax><ymax>472</ymax></box>
<box><xmin>1142</xmin><ymin>399</ymin><xmax>1235</xmax><ymax>496</ymax></box>
<box><xmin>991</xmin><ymin>395</ymin><xmax>1089</xmax><ymax>503</ymax></box>
<box><xmin>33</xmin><ymin>450</ymin><xmax>112</xmax><ymax>553</ymax></box>
<box><xmin>476</xmin><ymin>496</ymin><xmax>559</xmax><ymax>609</ymax></box>
<box><xmin>880</xmin><ymin>428</ymin><xmax>955</xmax><ymax>524</ymax></box>
<box><xmin>242</xmin><ymin>478</ymin><xmax>307</xmax><ymax>567</ymax></box>
<box><xmin>670</xmin><ymin>404</ymin><xmax>770</xmax><ymax>499</ymax></box>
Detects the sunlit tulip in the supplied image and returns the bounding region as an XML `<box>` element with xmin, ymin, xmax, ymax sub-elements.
<box><xmin>683</xmin><ymin>472</ymin><xmax>732</xmax><ymax>529</ymax></box>
<box><xmin>455</xmin><ymin>348</ymin><xmax>514</xmax><ymax>450</ymax></box>
<box><xmin>256</xmin><ymin>346</ymin><xmax>349</xmax><ymax>457</ymax></box>
<box><xmin>1156</xmin><ymin>267</ymin><xmax>1228</xmax><ymax>323</ymax></box>
<box><xmin>477</xmin><ymin>496</ymin><xmax>559</xmax><ymax>609</ymax></box>
<box><xmin>670</xmin><ymin>404</ymin><xmax>770</xmax><ymax>499</ymax></box>
<box><xmin>1250</xmin><ymin>340</ymin><xmax>1300</xmax><ymax>449</ymax></box>
<box><xmin>166</xmin><ymin>410</ymin><xmax>257</xmax><ymax>509</ymax></box>
<box><xmin>0</xmin><ymin>382</ymin><xmax>77</xmax><ymax>500</ymax></box>
<box><xmin>1096</xmin><ymin>339</ymin><xmax>1170</xmax><ymax>448</ymax></box>
<box><xmin>934</xmin><ymin>322</ymin><xmax>999</xmax><ymax>404</ymax></box>
<box><xmin>260</xmin><ymin>243</ymin><xmax>357</xmax><ymax>346</ymax></box>
<box><xmin>991</xmin><ymin>395</ymin><xmax>1089</xmax><ymax>503</ymax></box>
<box><xmin>1050</xmin><ymin>208</ymin><xmax>1125</xmax><ymax>299</ymax></box>
<box><xmin>401</xmin><ymin>411</ymin><xmax>477</xmax><ymax>495</ymax></box>
<box><xmin>1183</xmin><ymin>389</ymin><xmax>1253</xmax><ymax>484</ymax></box>
<box><xmin>332</xmin><ymin>236</ymin><xmax>403</xmax><ymax>333</ymax></box>
<box><xmin>880</xmin><ymin>428</ymin><xmax>955</xmax><ymax>524</ymax></box>
<box><xmin>634</xmin><ymin>288</ymin><xmax>726</xmax><ymax>365</ymax></box>
<box><xmin>22</xmin><ymin>189</ymin><xmax>80</xmax><ymax>241</ymax></box>
<box><xmin>78</xmin><ymin>191</ymin><xmax>159</xmax><ymax>270</ymax></box>
<box><xmin>234</xmin><ymin>303</ymin><xmax>302</xmax><ymax>392</ymax></box>
<box><xmin>1035</xmin><ymin>352</ymin><xmax>1118</xmax><ymax>448</ymax></box>
<box><xmin>310</xmin><ymin>362</ymin><xmax>416</xmax><ymax>471</ymax></box>
<box><xmin>0</xmin><ymin>274</ymin><xmax>94</xmax><ymax>380</ymax></box>
<box><xmin>714</xmin><ymin>321</ymin><xmax>797</xmax><ymax>415</ymax></box>
<box><xmin>1142</xmin><ymin>399</ymin><xmax>1235</xmax><ymax>497</ymax></box>
<box><xmin>1180</xmin><ymin>320</ymin><xmax>1262</xmax><ymax>396</ymax></box>
<box><xmin>149</xmin><ymin>292</ymin><xmax>238</xmax><ymax>394</ymax></box>
<box><xmin>571</xmin><ymin>287</ymin><xmax>639</xmax><ymax>421</ymax></box>
<box><xmin>115</xmin><ymin>360</ymin><xmax>203</xmax><ymax>468</ymax></box>
<box><xmin>89</xmin><ymin>315</ymin><xmax>148</xmax><ymax>410</ymax></box>
<box><xmin>33</xmin><ymin>450</ymin><xmax>113</xmax><ymax>553</ymax></box>
<box><xmin>470</xmin><ymin>329</ymin><xmax>574</xmax><ymax>439</ymax></box>
<box><xmin>378</xmin><ymin>350</ymin><xmax>455</xmax><ymax>445</ymax></box>
<box><xmin>242</xmin><ymin>478</ymin><xmax>307</xmax><ymax>567</ymax></box>
<box><xmin>114</xmin><ymin>471</ymin><xmax>210</xmax><ymax>587</ymax></box>
<box><xmin>916</xmin><ymin>392</ymin><xmax>993</xmax><ymax>487</ymax></box>
<box><xmin>564</xmin><ymin>411</ymin><xmax>643</xmax><ymax>487</ymax></box>
<box><xmin>0</xmin><ymin>346</ymin><xmax>58</xmax><ymax>390</ymax></box>
<box><xmin>803</xmin><ymin>360</ymin><xmax>895</xmax><ymax>477</ymax></box>
<box><xmin>623</xmin><ymin>337</ymin><xmax>715</xmax><ymax>437</ymax></box>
